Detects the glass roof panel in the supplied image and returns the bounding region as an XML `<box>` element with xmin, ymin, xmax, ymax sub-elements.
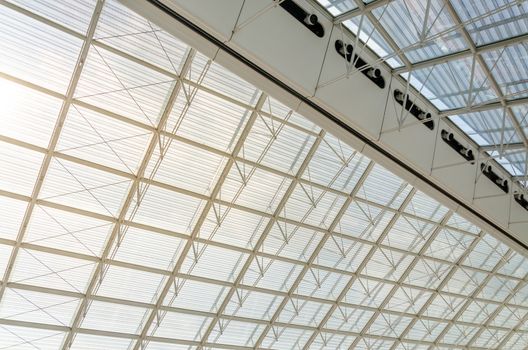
<box><xmin>0</xmin><ymin>1</ymin><xmax>528</xmax><ymax>349</ymax></box>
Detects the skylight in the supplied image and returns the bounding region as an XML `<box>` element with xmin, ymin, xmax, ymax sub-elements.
<box><xmin>0</xmin><ymin>1</ymin><xmax>527</xmax><ymax>349</ymax></box>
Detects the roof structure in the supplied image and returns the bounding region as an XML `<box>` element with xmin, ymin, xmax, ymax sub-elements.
<box><xmin>314</xmin><ymin>0</ymin><xmax>528</xmax><ymax>184</ymax></box>
<box><xmin>0</xmin><ymin>0</ymin><xmax>527</xmax><ymax>350</ymax></box>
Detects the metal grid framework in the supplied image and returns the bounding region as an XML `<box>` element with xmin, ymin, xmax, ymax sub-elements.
<box><xmin>314</xmin><ymin>0</ymin><xmax>528</xmax><ymax>185</ymax></box>
<box><xmin>0</xmin><ymin>1</ymin><xmax>528</xmax><ymax>350</ymax></box>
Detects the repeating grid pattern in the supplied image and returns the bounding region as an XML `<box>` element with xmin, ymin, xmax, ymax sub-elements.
<box><xmin>0</xmin><ymin>1</ymin><xmax>527</xmax><ymax>350</ymax></box>
<box><xmin>314</xmin><ymin>0</ymin><xmax>528</xmax><ymax>185</ymax></box>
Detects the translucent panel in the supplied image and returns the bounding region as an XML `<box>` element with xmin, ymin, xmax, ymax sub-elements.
<box><xmin>405</xmin><ymin>258</ymin><xmax>451</xmax><ymax>289</ymax></box>
<box><xmin>260</xmin><ymin>96</ymin><xmax>321</xmax><ymax>134</ymax></box>
<box><xmin>368</xmin><ymin>313</ymin><xmax>413</xmax><ymax>338</ymax></box>
<box><xmin>278</xmin><ymin>298</ymin><xmax>331</xmax><ymax>327</ymax></box>
<box><xmin>499</xmin><ymin>251</ymin><xmax>528</xmax><ymax>278</ymax></box>
<box><xmin>405</xmin><ymin>191</ymin><xmax>448</xmax><ymax>222</ymax></box>
<box><xmin>357</xmin><ymin>164</ymin><xmax>411</xmax><ymax>209</ymax></box>
<box><xmin>190</xmin><ymin>53</ymin><xmax>261</xmax><ymax>105</ymax></box>
<box><xmin>405</xmin><ymin>320</ymin><xmax>447</xmax><ymax>342</ymax></box>
<box><xmin>220</xmin><ymin>166</ymin><xmax>291</xmax><ymax>214</ymax></box>
<box><xmin>441</xmin><ymin>323</ymin><xmax>479</xmax><ymax>345</ymax></box>
<box><xmin>363</xmin><ymin>247</ymin><xmax>414</xmax><ymax>281</ymax></box>
<box><xmin>58</xmin><ymin>105</ymin><xmax>152</xmax><ymax>174</ymax></box>
<box><xmin>316</xmin><ymin>0</ymin><xmax>357</xmax><ymax>16</ymax></box>
<box><xmin>297</xmin><ymin>269</ymin><xmax>349</xmax><ymax>300</ymax></box>
<box><xmin>450</xmin><ymin>109</ymin><xmax>521</xmax><ymax>146</ymax></box>
<box><xmin>0</xmin><ymin>77</ymin><xmax>62</xmax><ymax>147</ymax></box>
<box><xmin>0</xmin><ymin>196</ymin><xmax>27</xmax><ymax>240</ymax></box>
<box><xmin>166</xmin><ymin>88</ymin><xmax>250</xmax><ymax>153</ymax></box>
<box><xmin>10</xmin><ymin>249</ymin><xmax>95</xmax><ymax>293</ymax></box>
<box><xmin>423</xmin><ymin>293</ymin><xmax>466</xmax><ymax>319</ymax></box>
<box><xmin>446</xmin><ymin>213</ymin><xmax>481</xmax><ymax>234</ymax></box>
<box><xmin>181</xmin><ymin>244</ymin><xmax>247</xmax><ymax>283</ymax></box>
<box><xmin>260</xmin><ymin>326</ymin><xmax>312</xmax><ymax>349</ymax></box>
<box><xmin>0</xmin><ymin>245</ymin><xmax>13</xmax><ymax>277</ymax></box>
<box><xmin>70</xmin><ymin>333</ymin><xmax>133</xmax><ymax>350</ymax></box>
<box><xmin>337</xmin><ymin>200</ymin><xmax>394</xmax><ymax>242</ymax></box>
<box><xmin>383</xmin><ymin>216</ymin><xmax>437</xmax><ymax>253</ymax></box>
<box><xmin>459</xmin><ymin>300</ymin><xmax>498</xmax><ymax>324</ymax></box>
<box><xmin>95</xmin><ymin>0</ymin><xmax>188</xmax><ymax>74</ymax></box>
<box><xmin>208</xmin><ymin>319</ymin><xmax>264</xmax><ymax>347</ymax></box>
<box><xmin>452</xmin><ymin>0</ymin><xmax>528</xmax><ymax>46</ymax></box>
<box><xmin>8</xmin><ymin>0</ymin><xmax>96</xmax><ymax>34</ymax></box>
<box><xmin>242</xmin><ymin>116</ymin><xmax>316</xmax><ymax>175</ymax></box>
<box><xmin>356</xmin><ymin>337</ymin><xmax>395</xmax><ymax>350</ymax></box>
<box><xmin>96</xmin><ymin>265</ymin><xmax>166</xmax><ymax>303</ymax></box>
<box><xmin>318</xmin><ymin>236</ymin><xmax>370</xmax><ymax>272</ymax></box>
<box><xmin>482</xmin><ymin>44</ymin><xmax>528</xmax><ymax>99</ymax></box>
<box><xmin>463</xmin><ymin>233</ymin><xmax>509</xmax><ymax>271</ymax></box>
<box><xmin>0</xmin><ymin>5</ymin><xmax>82</xmax><ymax>93</ymax></box>
<box><xmin>129</xmin><ymin>185</ymin><xmax>204</xmax><ymax>233</ymax></box>
<box><xmin>385</xmin><ymin>286</ymin><xmax>432</xmax><ymax>314</ymax></box>
<box><xmin>40</xmin><ymin>157</ymin><xmax>131</xmax><ymax>216</ymax></box>
<box><xmin>425</xmin><ymin>228</ymin><xmax>475</xmax><ymax>262</ymax></box>
<box><xmin>0</xmin><ymin>325</ymin><xmax>65</xmax><ymax>350</ymax></box>
<box><xmin>311</xmin><ymin>333</ymin><xmax>356</xmax><ymax>350</ymax></box>
<box><xmin>262</xmin><ymin>223</ymin><xmax>324</xmax><ymax>262</ymax></box>
<box><xmin>442</xmin><ymin>266</ymin><xmax>488</xmax><ymax>295</ymax></box>
<box><xmin>24</xmin><ymin>205</ymin><xmax>112</xmax><ymax>257</ymax></box>
<box><xmin>243</xmin><ymin>258</ymin><xmax>302</xmax><ymax>292</ymax></box>
<box><xmin>372</xmin><ymin>0</ymin><xmax>467</xmax><ymax>63</ymax></box>
<box><xmin>164</xmin><ymin>279</ymin><xmax>228</xmax><ymax>313</ymax></box>
<box><xmin>152</xmin><ymin>311</ymin><xmax>210</xmax><ymax>341</ymax></box>
<box><xmin>81</xmin><ymin>300</ymin><xmax>147</xmax><ymax>334</ymax></box>
<box><xmin>0</xmin><ymin>142</ymin><xmax>43</xmax><ymax>195</ymax></box>
<box><xmin>145</xmin><ymin>138</ymin><xmax>226</xmax><ymax>196</ymax></box>
<box><xmin>112</xmin><ymin>226</ymin><xmax>186</xmax><ymax>271</ymax></box>
<box><xmin>75</xmin><ymin>46</ymin><xmax>174</xmax><ymax>127</ymax></box>
<box><xmin>478</xmin><ymin>275</ymin><xmax>519</xmax><ymax>302</ymax></box>
<box><xmin>407</xmin><ymin>59</ymin><xmax>497</xmax><ymax>110</ymax></box>
<box><xmin>224</xmin><ymin>289</ymin><xmax>281</xmax><ymax>321</ymax></box>
<box><xmin>0</xmin><ymin>288</ymin><xmax>79</xmax><ymax>326</ymax></box>
<box><xmin>326</xmin><ymin>306</ymin><xmax>374</xmax><ymax>333</ymax></box>
<box><xmin>200</xmin><ymin>207</ymin><xmax>267</xmax><ymax>249</ymax></box>
<box><xmin>304</xmin><ymin>134</ymin><xmax>370</xmax><ymax>193</ymax></box>
<box><xmin>345</xmin><ymin>278</ymin><xmax>393</xmax><ymax>308</ymax></box>
<box><xmin>491</xmin><ymin>306</ymin><xmax>527</xmax><ymax>328</ymax></box>
<box><xmin>283</xmin><ymin>184</ymin><xmax>347</xmax><ymax>228</ymax></box>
